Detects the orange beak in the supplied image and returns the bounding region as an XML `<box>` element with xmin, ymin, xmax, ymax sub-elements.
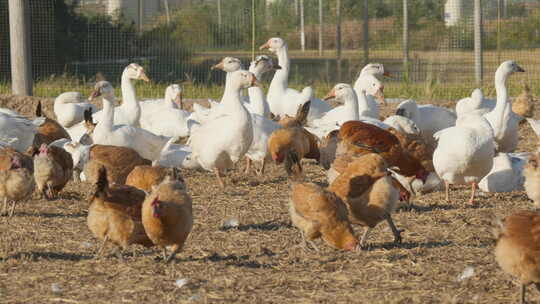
<box><xmin>259</xmin><ymin>40</ymin><xmax>271</xmax><ymax>50</ymax></box>
<box><xmin>211</xmin><ymin>62</ymin><xmax>224</xmax><ymax>70</ymax></box>
<box><xmin>323</xmin><ymin>88</ymin><xmax>336</xmax><ymax>101</ymax></box>
<box><xmin>250</xmin><ymin>76</ymin><xmax>260</xmax><ymax>87</ymax></box>
<box><xmin>374</xmin><ymin>87</ymin><xmax>386</xmax><ymax>105</ymax></box>
<box><xmin>175</xmin><ymin>92</ymin><xmax>183</xmax><ymax>109</ymax></box>
<box><xmin>383</xmin><ymin>71</ymin><xmax>393</xmax><ymax>78</ymax></box>
<box><xmin>89</xmin><ymin>89</ymin><xmax>101</xmax><ymax>101</ymax></box>
<box><xmin>139</xmin><ymin>70</ymin><xmax>150</xmax><ymax>82</ymax></box>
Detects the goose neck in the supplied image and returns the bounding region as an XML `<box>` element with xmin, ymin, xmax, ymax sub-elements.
<box><xmin>120</xmin><ymin>73</ymin><xmax>138</xmax><ymax>109</ymax></box>
<box><xmin>100</xmin><ymin>96</ymin><xmax>115</xmax><ymax>130</ymax></box>
<box><xmin>344</xmin><ymin>92</ymin><xmax>360</xmax><ymax>120</ymax></box>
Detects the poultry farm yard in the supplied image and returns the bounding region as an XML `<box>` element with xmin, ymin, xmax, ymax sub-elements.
<box><xmin>0</xmin><ymin>94</ymin><xmax>538</xmax><ymax>303</ymax></box>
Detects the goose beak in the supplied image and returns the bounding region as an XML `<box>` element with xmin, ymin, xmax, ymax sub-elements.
<box><xmin>89</xmin><ymin>89</ymin><xmax>101</xmax><ymax>101</ymax></box>
<box><xmin>259</xmin><ymin>41</ymin><xmax>271</xmax><ymax>50</ymax></box>
<box><xmin>140</xmin><ymin>71</ymin><xmax>150</xmax><ymax>82</ymax></box>
<box><xmin>211</xmin><ymin>62</ymin><xmax>224</xmax><ymax>70</ymax></box>
<box><xmin>273</xmin><ymin>64</ymin><xmax>282</xmax><ymax>70</ymax></box>
<box><xmin>175</xmin><ymin>92</ymin><xmax>183</xmax><ymax>109</ymax></box>
<box><xmin>374</xmin><ymin>87</ymin><xmax>386</xmax><ymax>105</ymax></box>
<box><xmin>251</xmin><ymin>76</ymin><xmax>260</xmax><ymax>87</ymax></box>
<box><xmin>383</xmin><ymin>71</ymin><xmax>393</xmax><ymax>78</ymax></box>
<box><xmin>323</xmin><ymin>88</ymin><xmax>336</xmax><ymax>101</ymax></box>
<box><xmin>516</xmin><ymin>65</ymin><xmax>525</xmax><ymax>73</ymax></box>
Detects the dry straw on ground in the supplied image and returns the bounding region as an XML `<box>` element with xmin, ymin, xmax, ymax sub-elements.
<box><xmin>0</xmin><ymin>95</ymin><xmax>538</xmax><ymax>303</ymax></box>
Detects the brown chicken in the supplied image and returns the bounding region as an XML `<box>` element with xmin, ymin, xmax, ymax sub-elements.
<box><xmin>0</xmin><ymin>153</ymin><xmax>35</xmax><ymax>217</ymax></box>
<box><xmin>33</xmin><ymin>144</ymin><xmax>73</xmax><ymax>199</ymax></box>
<box><xmin>387</xmin><ymin>127</ymin><xmax>434</xmax><ymax>172</ymax></box>
<box><xmin>319</xmin><ymin>130</ymin><xmax>340</xmax><ymax>170</ymax></box>
<box><xmin>126</xmin><ymin>165</ymin><xmax>182</xmax><ymax>193</ymax></box>
<box><xmin>512</xmin><ymin>82</ymin><xmax>535</xmax><ymax>120</ymax></box>
<box><xmin>33</xmin><ymin>101</ymin><xmax>71</xmax><ymax>147</ymax></box>
<box><xmin>83</xmin><ymin>145</ymin><xmax>151</xmax><ymax>185</ymax></box>
<box><xmin>524</xmin><ymin>153</ymin><xmax>540</xmax><ymax>207</ymax></box>
<box><xmin>142</xmin><ymin>171</ymin><xmax>192</xmax><ymax>263</ymax></box>
<box><xmin>328</xmin><ymin>153</ymin><xmax>404</xmax><ymax>246</ymax></box>
<box><xmin>494</xmin><ymin>211</ymin><xmax>540</xmax><ymax>304</ymax></box>
<box><xmin>0</xmin><ymin>147</ymin><xmax>33</xmax><ymax>172</ymax></box>
<box><xmin>338</xmin><ymin>121</ymin><xmax>429</xmax><ymax>182</ymax></box>
<box><xmin>268</xmin><ymin>101</ymin><xmax>320</xmax><ymax>175</ymax></box>
<box><xmin>87</xmin><ymin>167</ymin><xmax>153</xmax><ymax>259</ymax></box>
<box><xmin>289</xmin><ymin>181</ymin><xmax>359</xmax><ymax>251</ymax></box>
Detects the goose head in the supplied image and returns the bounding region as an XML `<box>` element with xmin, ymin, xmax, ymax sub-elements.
<box><xmin>230</xmin><ymin>70</ymin><xmax>259</xmax><ymax>89</ymax></box>
<box><xmin>363</xmin><ymin>75</ymin><xmax>386</xmax><ymax>105</ymax></box>
<box><xmin>323</xmin><ymin>83</ymin><xmax>355</xmax><ymax>103</ymax></box>
<box><xmin>211</xmin><ymin>57</ymin><xmax>242</xmax><ymax>72</ymax></box>
<box><xmin>471</xmin><ymin>88</ymin><xmax>484</xmax><ymax>102</ymax></box>
<box><xmin>497</xmin><ymin>60</ymin><xmax>525</xmax><ymax>76</ymax></box>
<box><xmin>259</xmin><ymin>37</ymin><xmax>286</xmax><ymax>52</ymax></box>
<box><xmin>124</xmin><ymin>63</ymin><xmax>150</xmax><ymax>82</ymax></box>
<box><xmin>165</xmin><ymin>84</ymin><xmax>183</xmax><ymax>108</ymax></box>
<box><xmin>249</xmin><ymin>55</ymin><xmax>281</xmax><ymax>74</ymax></box>
<box><xmin>89</xmin><ymin>81</ymin><xmax>115</xmax><ymax>101</ymax></box>
<box><xmin>361</xmin><ymin>63</ymin><xmax>392</xmax><ymax>77</ymax></box>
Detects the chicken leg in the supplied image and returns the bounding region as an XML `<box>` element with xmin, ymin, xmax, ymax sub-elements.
<box><xmin>359</xmin><ymin>227</ymin><xmax>372</xmax><ymax>247</ymax></box>
<box><xmin>257</xmin><ymin>159</ymin><xmax>266</xmax><ymax>176</ymax></box>
<box><xmin>520</xmin><ymin>283</ymin><xmax>526</xmax><ymax>304</ymax></box>
<box><xmin>96</xmin><ymin>236</ymin><xmax>109</xmax><ymax>258</ymax></box>
<box><xmin>385</xmin><ymin>214</ymin><xmax>403</xmax><ymax>244</ymax></box>
<box><xmin>8</xmin><ymin>201</ymin><xmax>16</xmax><ymax>218</ymax></box>
<box><xmin>300</xmin><ymin>231</ymin><xmax>319</xmax><ymax>252</ymax></box>
<box><xmin>164</xmin><ymin>245</ymin><xmax>180</xmax><ymax>264</ymax></box>
<box><xmin>444</xmin><ymin>181</ymin><xmax>451</xmax><ymax>203</ymax></box>
<box><xmin>1</xmin><ymin>197</ymin><xmax>7</xmax><ymax>216</ymax></box>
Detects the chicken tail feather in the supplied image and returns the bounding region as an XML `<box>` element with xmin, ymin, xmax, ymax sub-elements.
<box><xmin>295</xmin><ymin>100</ymin><xmax>311</xmax><ymax>126</ymax></box>
<box><xmin>95</xmin><ymin>166</ymin><xmax>109</xmax><ymax>199</ymax></box>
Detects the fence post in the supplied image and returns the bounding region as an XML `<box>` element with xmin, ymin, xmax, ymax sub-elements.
<box><xmin>318</xmin><ymin>0</ymin><xmax>323</xmax><ymax>56</ymax></box>
<box><xmin>252</xmin><ymin>0</ymin><xmax>256</xmax><ymax>60</ymax></box>
<box><xmin>300</xmin><ymin>0</ymin><xmax>305</xmax><ymax>52</ymax></box>
<box><xmin>474</xmin><ymin>0</ymin><xmax>483</xmax><ymax>85</ymax></box>
<box><xmin>8</xmin><ymin>0</ymin><xmax>32</xmax><ymax>96</ymax></box>
<box><xmin>403</xmin><ymin>0</ymin><xmax>409</xmax><ymax>79</ymax></box>
<box><xmin>336</xmin><ymin>0</ymin><xmax>342</xmax><ymax>82</ymax></box>
<box><xmin>363</xmin><ymin>0</ymin><xmax>369</xmax><ymax>65</ymax></box>
<box><xmin>217</xmin><ymin>0</ymin><xmax>222</xmax><ymax>26</ymax></box>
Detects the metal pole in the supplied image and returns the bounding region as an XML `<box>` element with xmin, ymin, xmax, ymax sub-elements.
<box><xmin>318</xmin><ymin>0</ymin><xmax>323</xmax><ymax>56</ymax></box>
<box><xmin>217</xmin><ymin>0</ymin><xmax>222</xmax><ymax>26</ymax></box>
<box><xmin>252</xmin><ymin>0</ymin><xmax>256</xmax><ymax>61</ymax></box>
<box><xmin>163</xmin><ymin>0</ymin><xmax>170</xmax><ymax>25</ymax></box>
<box><xmin>336</xmin><ymin>0</ymin><xmax>342</xmax><ymax>81</ymax></box>
<box><xmin>300</xmin><ymin>0</ymin><xmax>305</xmax><ymax>52</ymax></box>
<box><xmin>474</xmin><ymin>0</ymin><xmax>483</xmax><ymax>84</ymax></box>
<box><xmin>403</xmin><ymin>0</ymin><xmax>409</xmax><ymax>76</ymax></box>
<box><xmin>138</xmin><ymin>0</ymin><xmax>143</xmax><ymax>32</ymax></box>
<box><xmin>497</xmin><ymin>0</ymin><xmax>501</xmax><ymax>63</ymax></box>
<box><xmin>8</xmin><ymin>0</ymin><xmax>32</xmax><ymax>96</ymax></box>
<box><xmin>363</xmin><ymin>0</ymin><xmax>369</xmax><ymax>65</ymax></box>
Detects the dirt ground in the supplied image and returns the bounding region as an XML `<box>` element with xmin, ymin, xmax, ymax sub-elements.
<box><xmin>0</xmin><ymin>95</ymin><xmax>539</xmax><ymax>303</ymax></box>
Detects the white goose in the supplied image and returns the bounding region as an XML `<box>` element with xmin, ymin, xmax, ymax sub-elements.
<box><xmin>306</xmin><ymin>83</ymin><xmax>359</xmax><ymax>139</ymax></box>
<box><xmin>260</xmin><ymin>37</ymin><xmax>331</xmax><ymax>122</ymax></box>
<box><xmin>353</xmin><ymin>63</ymin><xmax>388</xmax><ymax>119</ymax></box>
<box><xmin>188</xmin><ymin>70</ymin><xmax>255</xmax><ymax>187</ymax></box>
<box><xmin>483</xmin><ymin>60</ymin><xmax>525</xmax><ymax>153</ymax></box>
<box><xmin>67</xmin><ymin>63</ymin><xmax>149</xmax><ymax>141</ymax></box>
<box><xmin>383</xmin><ymin>115</ymin><xmax>420</xmax><ymax>136</ymax></box>
<box><xmin>0</xmin><ymin>112</ymin><xmax>45</xmax><ymax>152</ymax></box>
<box><xmin>139</xmin><ymin>84</ymin><xmax>192</xmax><ymax>137</ymax></box>
<box><xmin>244</xmin><ymin>55</ymin><xmax>280</xmax><ymax>118</ymax></box>
<box><xmin>396</xmin><ymin>99</ymin><xmax>456</xmax><ymax>147</ymax></box>
<box><xmin>53</xmin><ymin>91</ymin><xmax>98</xmax><ymax>128</ymax></box>
<box><xmin>154</xmin><ymin>137</ymin><xmax>200</xmax><ymax>169</ymax></box>
<box><xmin>191</xmin><ymin>57</ymin><xmax>244</xmax><ymax>123</ymax></box>
<box><xmin>478</xmin><ymin>152</ymin><xmax>529</xmax><ymax>192</ymax></box>
<box><xmin>455</xmin><ymin>88</ymin><xmax>494</xmax><ymax>116</ymax></box>
<box><xmin>433</xmin><ymin>113</ymin><xmax>495</xmax><ymax>204</ymax></box>
<box><xmin>89</xmin><ymin>81</ymin><xmax>170</xmax><ymax>161</ymax></box>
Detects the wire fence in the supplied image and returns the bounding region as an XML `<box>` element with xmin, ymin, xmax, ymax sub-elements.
<box><xmin>1</xmin><ymin>0</ymin><xmax>539</xmax><ymax>100</ymax></box>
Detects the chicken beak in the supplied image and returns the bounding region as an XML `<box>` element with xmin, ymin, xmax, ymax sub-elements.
<box><xmin>323</xmin><ymin>88</ymin><xmax>336</xmax><ymax>101</ymax></box>
<box><xmin>211</xmin><ymin>62</ymin><xmax>225</xmax><ymax>71</ymax></box>
<box><xmin>374</xmin><ymin>88</ymin><xmax>386</xmax><ymax>105</ymax></box>
<box><xmin>259</xmin><ymin>40</ymin><xmax>271</xmax><ymax>50</ymax></box>
<box><xmin>139</xmin><ymin>70</ymin><xmax>150</xmax><ymax>82</ymax></box>
<box><xmin>89</xmin><ymin>89</ymin><xmax>101</xmax><ymax>101</ymax></box>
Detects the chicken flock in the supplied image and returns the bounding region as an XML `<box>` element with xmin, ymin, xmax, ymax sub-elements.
<box><xmin>1</xmin><ymin>37</ymin><xmax>540</xmax><ymax>302</ymax></box>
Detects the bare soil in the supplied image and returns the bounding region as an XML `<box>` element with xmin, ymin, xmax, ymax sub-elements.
<box><xmin>0</xmin><ymin>95</ymin><xmax>538</xmax><ymax>303</ymax></box>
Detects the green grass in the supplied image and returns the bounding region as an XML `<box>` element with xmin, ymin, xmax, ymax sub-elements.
<box><xmin>0</xmin><ymin>70</ymin><xmax>538</xmax><ymax>103</ymax></box>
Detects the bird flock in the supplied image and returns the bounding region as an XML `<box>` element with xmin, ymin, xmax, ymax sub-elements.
<box><xmin>1</xmin><ymin>37</ymin><xmax>540</xmax><ymax>303</ymax></box>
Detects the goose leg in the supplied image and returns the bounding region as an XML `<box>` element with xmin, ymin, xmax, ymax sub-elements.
<box><xmin>468</xmin><ymin>182</ymin><xmax>477</xmax><ymax>205</ymax></box>
<box><xmin>244</xmin><ymin>157</ymin><xmax>252</xmax><ymax>174</ymax></box>
<box><xmin>445</xmin><ymin>181</ymin><xmax>450</xmax><ymax>202</ymax></box>
<box><xmin>162</xmin><ymin>247</ymin><xmax>168</xmax><ymax>260</ymax></box>
<box><xmin>257</xmin><ymin>159</ymin><xmax>266</xmax><ymax>176</ymax></box>
<box><xmin>214</xmin><ymin>168</ymin><xmax>225</xmax><ymax>188</ymax></box>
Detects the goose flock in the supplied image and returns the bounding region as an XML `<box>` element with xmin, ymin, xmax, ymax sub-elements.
<box><xmin>1</xmin><ymin>37</ymin><xmax>540</xmax><ymax>302</ymax></box>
